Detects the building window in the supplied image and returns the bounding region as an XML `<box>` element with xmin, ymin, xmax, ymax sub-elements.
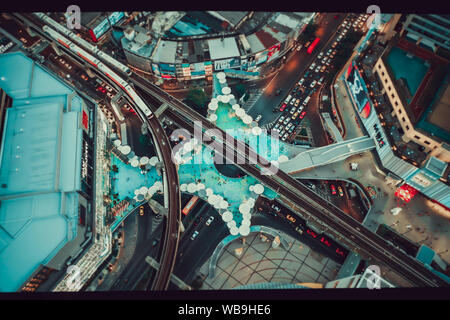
<box><xmin>402</xmin><ymin>117</ymin><xmax>406</xmax><ymax>122</ymax></box>
<box><xmin>385</xmin><ymin>79</ymin><xmax>388</xmax><ymax>83</ymax></box>
<box><xmin>391</xmin><ymin>94</ymin><xmax>395</xmax><ymax>98</ymax></box>
<box><xmin>414</xmin><ymin>135</ymin><xmax>420</xmax><ymax>140</ymax></box>
<box><xmin>395</xmin><ymin>101</ymin><xmax>399</xmax><ymax>106</ymax></box>
<box><xmin>388</xmin><ymin>86</ymin><xmax>391</xmax><ymax>91</ymax></box>
<box><xmin>406</xmin><ymin>125</ymin><xmax>410</xmax><ymax>130</ymax></box>
<box><xmin>424</xmin><ymin>140</ymin><xmax>430</xmax><ymax>145</ymax></box>
<box><xmin>378</xmin><ymin>64</ymin><xmax>381</xmax><ymax>69</ymax></box>
<box><xmin>382</xmin><ymin>71</ymin><xmax>385</xmax><ymax>76</ymax></box>
<box><xmin>398</xmin><ymin>109</ymin><xmax>402</xmax><ymax>114</ymax></box>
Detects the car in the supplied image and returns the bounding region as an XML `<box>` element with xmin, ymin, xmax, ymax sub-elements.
<box><xmin>292</xmin><ymin>112</ymin><xmax>299</xmax><ymax>120</ymax></box>
<box><xmin>358</xmin><ymin>22</ymin><xmax>364</xmax><ymax>28</ymax></box>
<box><xmin>292</xmin><ymin>86</ymin><xmax>298</xmax><ymax>93</ymax></box>
<box><xmin>296</xmin><ymin>44</ymin><xmax>302</xmax><ymax>51</ymax></box>
<box><xmin>309</xmin><ymin>62</ymin><xmax>316</xmax><ymax>70</ymax></box>
<box><xmin>331</xmin><ymin>41</ymin><xmax>338</xmax><ymax>48</ymax></box>
<box><xmin>139</xmin><ymin>206</ymin><xmax>144</xmax><ymax>216</ymax></box>
<box><xmin>310</xmin><ymin>80</ymin><xmax>317</xmax><ymax>88</ymax></box>
<box><xmin>284</xmin><ymin>94</ymin><xmax>292</xmax><ymax>104</ymax></box>
<box><xmin>274</xmin><ymin>123</ymin><xmax>281</xmax><ymax>130</ymax></box>
<box><xmin>279</xmin><ymin>115</ymin><xmax>286</xmax><ymax>122</ymax></box>
<box><xmin>299</xmin><ymin>111</ymin><xmax>307</xmax><ymax>119</ymax></box>
<box><xmin>205</xmin><ymin>216</ymin><xmax>215</xmax><ymax>226</ymax></box>
<box><xmin>190</xmin><ymin>231</ymin><xmax>199</xmax><ymax>240</ymax></box>
<box><xmin>318</xmin><ymin>52</ymin><xmax>324</xmax><ymax>59</ymax></box>
<box><xmin>304</xmin><ymin>41</ymin><xmax>311</xmax><ymax>48</ymax></box>
<box><xmin>286</xmin><ymin>123</ymin><xmax>293</xmax><ymax>130</ymax></box>
<box><xmin>282</xmin><ymin>133</ymin><xmax>289</xmax><ymax>141</ymax></box>
<box><xmin>255</xmin><ymin>115</ymin><xmax>262</xmax><ymax>122</ymax></box>
<box><xmin>290</xmin><ymin>107</ymin><xmax>296</xmax><ymax>114</ymax></box>
<box><xmin>294</xmin><ymin>99</ymin><xmax>300</xmax><ymax>107</ymax></box>
<box><xmin>303</xmin><ymin>96</ymin><xmax>311</xmax><ymax>105</ymax></box>
<box><xmin>107</xmin><ymin>92</ymin><xmax>115</xmax><ymax>99</ymax></box>
<box><xmin>152</xmin><ymin>239</ymin><xmax>159</xmax><ymax>247</ymax></box>
<box><xmin>317</xmin><ymin>77</ymin><xmax>324</xmax><ymax>85</ymax></box>
<box><xmin>338</xmin><ymin>186</ymin><xmax>344</xmax><ymax>197</ymax></box>
<box><xmin>298</xmin><ymin>78</ymin><xmax>305</xmax><ymax>86</ymax></box>
<box><xmin>286</xmin><ymin>214</ymin><xmax>296</xmax><ymax>223</ymax></box>
<box><xmin>279</xmin><ymin>104</ymin><xmax>287</xmax><ymax>112</ymax></box>
<box><xmin>295</xmin><ymin>226</ymin><xmax>304</xmax><ymax>234</ymax></box>
<box><xmin>283</xmin><ymin>117</ymin><xmax>290</xmax><ymax>125</ymax></box>
<box><xmin>288</xmin><ymin>126</ymin><xmax>295</xmax><ymax>133</ymax></box>
<box><xmin>330</xmin><ymin>184</ymin><xmax>337</xmax><ymax>195</ymax></box>
<box><xmin>337</xmin><ymin>35</ymin><xmax>343</xmax><ymax>41</ymax></box>
<box><xmin>320</xmin><ymin>65</ymin><xmax>326</xmax><ymax>73</ymax></box>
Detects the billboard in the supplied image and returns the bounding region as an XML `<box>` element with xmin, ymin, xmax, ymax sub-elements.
<box><xmin>346</xmin><ymin>63</ymin><xmax>370</xmax><ymax>113</ymax></box>
<box><xmin>190</xmin><ymin>62</ymin><xmax>206</xmax><ymax>77</ymax></box>
<box><xmin>159</xmin><ymin>63</ymin><xmax>176</xmax><ymax>78</ymax></box>
<box><xmin>254</xmin><ymin>51</ymin><xmax>268</xmax><ymax>65</ymax></box>
<box><xmin>91</xmin><ymin>12</ymin><xmax>125</xmax><ymax>42</ymax></box>
<box><xmin>214</xmin><ymin>57</ymin><xmax>240</xmax><ymax>71</ymax></box>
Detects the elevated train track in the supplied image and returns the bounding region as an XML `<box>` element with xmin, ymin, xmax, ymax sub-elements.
<box><xmin>12</xmin><ymin>12</ymin><xmax>181</xmax><ymax>291</ymax></box>
<box><xmin>132</xmin><ymin>76</ymin><xmax>448</xmax><ymax>288</ymax></box>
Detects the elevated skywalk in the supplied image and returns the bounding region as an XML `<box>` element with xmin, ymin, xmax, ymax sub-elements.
<box><xmin>280</xmin><ymin>136</ymin><xmax>376</xmax><ymax>174</ymax></box>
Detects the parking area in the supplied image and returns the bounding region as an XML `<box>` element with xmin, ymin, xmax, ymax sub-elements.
<box><xmin>269</xmin><ymin>13</ymin><xmax>370</xmax><ymax>144</ymax></box>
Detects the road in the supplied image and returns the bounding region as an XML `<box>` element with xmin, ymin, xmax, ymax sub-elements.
<box><xmin>131</xmin><ymin>76</ymin><xmax>447</xmax><ymax>287</ymax></box>
<box><xmin>246</xmin><ymin>13</ymin><xmax>345</xmax><ymax>127</ymax></box>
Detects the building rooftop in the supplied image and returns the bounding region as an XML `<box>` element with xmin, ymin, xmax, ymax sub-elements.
<box><xmin>208</xmin><ymin>11</ymin><xmax>248</xmax><ymax>28</ymax></box>
<box><xmin>152</xmin><ymin>39</ymin><xmax>178</xmax><ymax>64</ymax></box>
<box><xmin>207</xmin><ymin>37</ymin><xmax>240</xmax><ymax>60</ymax></box>
<box><xmin>0</xmin><ymin>52</ymin><xmax>83</xmax><ymax>292</ymax></box>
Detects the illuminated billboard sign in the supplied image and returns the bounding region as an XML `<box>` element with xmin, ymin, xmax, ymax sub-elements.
<box><xmin>346</xmin><ymin>64</ymin><xmax>370</xmax><ymax>113</ymax></box>
<box><xmin>214</xmin><ymin>57</ymin><xmax>240</xmax><ymax>71</ymax></box>
<box><xmin>91</xmin><ymin>12</ymin><xmax>125</xmax><ymax>42</ymax></box>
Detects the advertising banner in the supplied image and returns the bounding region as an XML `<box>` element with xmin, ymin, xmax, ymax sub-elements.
<box><xmin>214</xmin><ymin>57</ymin><xmax>240</xmax><ymax>71</ymax></box>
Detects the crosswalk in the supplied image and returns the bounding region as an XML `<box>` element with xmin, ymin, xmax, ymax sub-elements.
<box><xmin>241</xmin><ymin>89</ymin><xmax>263</xmax><ymax>112</ymax></box>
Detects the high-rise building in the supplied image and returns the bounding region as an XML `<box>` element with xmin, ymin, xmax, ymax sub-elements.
<box><xmin>401</xmin><ymin>14</ymin><xmax>450</xmax><ymax>58</ymax></box>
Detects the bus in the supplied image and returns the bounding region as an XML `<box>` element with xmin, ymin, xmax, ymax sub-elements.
<box><xmin>307</xmin><ymin>37</ymin><xmax>320</xmax><ymax>54</ymax></box>
<box><xmin>182</xmin><ymin>195</ymin><xmax>199</xmax><ymax>216</ymax></box>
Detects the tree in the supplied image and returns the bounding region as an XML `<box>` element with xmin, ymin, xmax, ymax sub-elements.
<box><xmin>184</xmin><ymin>87</ymin><xmax>209</xmax><ymax>116</ymax></box>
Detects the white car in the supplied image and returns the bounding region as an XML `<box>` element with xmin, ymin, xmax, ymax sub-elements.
<box><xmin>206</xmin><ymin>216</ymin><xmax>215</xmax><ymax>226</ymax></box>
<box><xmin>309</xmin><ymin>62</ymin><xmax>316</xmax><ymax>70</ymax></box>
<box><xmin>190</xmin><ymin>231</ymin><xmax>199</xmax><ymax>240</ymax></box>
<box><xmin>310</xmin><ymin>80</ymin><xmax>317</xmax><ymax>88</ymax></box>
<box><xmin>298</xmin><ymin>78</ymin><xmax>305</xmax><ymax>86</ymax></box>
<box><xmin>318</xmin><ymin>52</ymin><xmax>324</xmax><ymax>59</ymax></box>
<box><xmin>282</xmin><ymin>133</ymin><xmax>289</xmax><ymax>141</ymax></box>
<box><xmin>255</xmin><ymin>115</ymin><xmax>262</xmax><ymax>122</ymax></box>
<box><xmin>315</xmin><ymin>66</ymin><xmax>321</xmax><ymax>73</ymax></box>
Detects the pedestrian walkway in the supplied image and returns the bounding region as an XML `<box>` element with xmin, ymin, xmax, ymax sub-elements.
<box><xmin>279</xmin><ymin>136</ymin><xmax>376</xmax><ymax>174</ymax></box>
<box><xmin>200</xmin><ymin>230</ymin><xmax>341</xmax><ymax>289</ymax></box>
